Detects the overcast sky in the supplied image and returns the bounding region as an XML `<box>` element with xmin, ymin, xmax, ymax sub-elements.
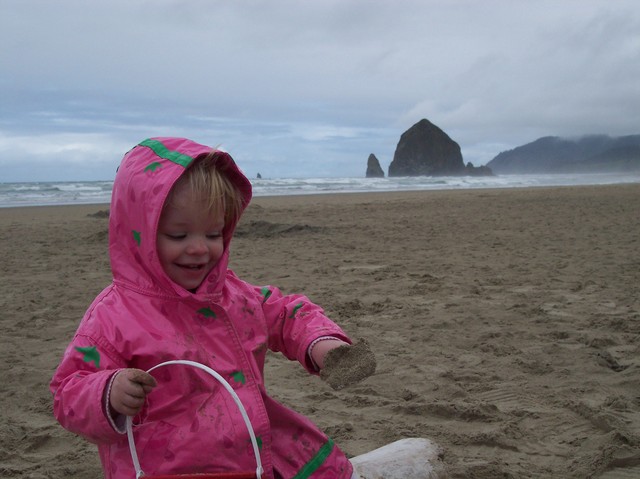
<box><xmin>1</xmin><ymin>0</ymin><xmax>639</xmax><ymax>182</ymax></box>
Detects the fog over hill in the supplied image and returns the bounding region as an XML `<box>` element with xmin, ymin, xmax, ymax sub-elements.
<box><xmin>486</xmin><ymin>135</ymin><xmax>640</xmax><ymax>174</ymax></box>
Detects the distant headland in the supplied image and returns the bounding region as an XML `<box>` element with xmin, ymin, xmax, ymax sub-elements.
<box><xmin>486</xmin><ymin>135</ymin><xmax>640</xmax><ymax>174</ymax></box>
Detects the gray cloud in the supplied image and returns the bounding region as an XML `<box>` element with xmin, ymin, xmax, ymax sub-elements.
<box><xmin>1</xmin><ymin>0</ymin><xmax>638</xmax><ymax>181</ymax></box>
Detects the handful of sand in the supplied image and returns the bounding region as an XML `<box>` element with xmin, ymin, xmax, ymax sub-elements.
<box><xmin>320</xmin><ymin>339</ymin><xmax>376</xmax><ymax>390</ymax></box>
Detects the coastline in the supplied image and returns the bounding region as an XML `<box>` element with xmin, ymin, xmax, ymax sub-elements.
<box><xmin>2</xmin><ymin>184</ymin><xmax>639</xmax><ymax>478</ymax></box>
<box><xmin>3</xmin><ymin>178</ymin><xmax>639</xmax><ymax>211</ymax></box>
<box><xmin>2</xmin><ymin>171</ymin><xmax>640</xmax><ymax>209</ymax></box>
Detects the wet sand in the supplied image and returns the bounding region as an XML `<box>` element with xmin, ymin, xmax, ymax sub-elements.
<box><xmin>1</xmin><ymin>184</ymin><xmax>639</xmax><ymax>478</ymax></box>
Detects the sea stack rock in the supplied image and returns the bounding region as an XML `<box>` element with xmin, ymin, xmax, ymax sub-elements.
<box><xmin>388</xmin><ymin>119</ymin><xmax>464</xmax><ymax>176</ymax></box>
<box><xmin>366</xmin><ymin>153</ymin><xmax>385</xmax><ymax>178</ymax></box>
<box><xmin>464</xmin><ymin>162</ymin><xmax>493</xmax><ymax>176</ymax></box>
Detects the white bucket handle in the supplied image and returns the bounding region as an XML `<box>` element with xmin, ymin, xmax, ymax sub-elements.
<box><xmin>125</xmin><ymin>360</ymin><xmax>264</xmax><ymax>479</ymax></box>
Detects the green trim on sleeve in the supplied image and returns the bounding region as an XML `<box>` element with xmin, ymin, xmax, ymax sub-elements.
<box><xmin>75</xmin><ymin>346</ymin><xmax>101</xmax><ymax>368</ymax></box>
<box><xmin>292</xmin><ymin>438</ymin><xmax>335</xmax><ymax>479</ymax></box>
<box><xmin>289</xmin><ymin>302</ymin><xmax>304</xmax><ymax>319</ymax></box>
<box><xmin>138</xmin><ymin>139</ymin><xmax>196</xmax><ymax>168</ymax></box>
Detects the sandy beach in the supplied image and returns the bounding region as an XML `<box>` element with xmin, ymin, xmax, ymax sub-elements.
<box><xmin>1</xmin><ymin>184</ymin><xmax>639</xmax><ymax>478</ymax></box>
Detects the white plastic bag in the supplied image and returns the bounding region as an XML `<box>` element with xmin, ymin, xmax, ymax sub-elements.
<box><xmin>350</xmin><ymin>438</ymin><xmax>445</xmax><ymax>479</ymax></box>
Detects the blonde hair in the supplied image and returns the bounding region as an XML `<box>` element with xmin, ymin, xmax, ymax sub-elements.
<box><xmin>167</xmin><ymin>151</ymin><xmax>244</xmax><ymax>227</ymax></box>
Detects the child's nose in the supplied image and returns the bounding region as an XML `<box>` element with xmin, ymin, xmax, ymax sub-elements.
<box><xmin>186</xmin><ymin>237</ymin><xmax>208</xmax><ymax>255</ymax></box>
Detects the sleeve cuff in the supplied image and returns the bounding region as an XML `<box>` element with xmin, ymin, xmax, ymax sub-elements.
<box><xmin>307</xmin><ymin>336</ymin><xmax>342</xmax><ymax>371</ymax></box>
<box><xmin>103</xmin><ymin>370</ymin><xmax>127</xmax><ymax>434</ymax></box>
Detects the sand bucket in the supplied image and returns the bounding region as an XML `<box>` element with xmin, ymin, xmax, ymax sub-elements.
<box><xmin>125</xmin><ymin>360</ymin><xmax>264</xmax><ymax>479</ymax></box>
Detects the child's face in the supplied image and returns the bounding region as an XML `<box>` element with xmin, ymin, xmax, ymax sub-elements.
<box><xmin>157</xmin><ymin>182</ymin><xmax>225</xmax><ymax>291</ymax></box>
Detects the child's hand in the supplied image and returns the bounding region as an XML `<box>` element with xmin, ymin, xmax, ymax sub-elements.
<box><xmin>110</xmin><ymin>369</ymin><xmax>157</xmax><ymax>417</ymax></box>
<box><xmin>320</xmin><ymin>339</ymin><xmax>376</xmax><ymax>390</ymax></box>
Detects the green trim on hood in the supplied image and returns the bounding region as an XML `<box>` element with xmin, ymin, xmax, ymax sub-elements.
<box><xmin>292</xmin><ymin>438</ymin><xmax>335</xmax><ymax>479</ymax></box>
<box><xmin>138</xmin><ymin>138</ymin><xmax>196</xmax><ymax>168</ymax></box>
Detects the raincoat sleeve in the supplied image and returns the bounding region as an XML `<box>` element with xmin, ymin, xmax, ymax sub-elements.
<box><xmin>256</xmin><ymin>284</ymin><xmax>351</xmax><ymax>373</ymax></box>
<box><xmin>50</xmin><ymin>332</ymin><xmax>126</xmax><ymax>444</ymax></box>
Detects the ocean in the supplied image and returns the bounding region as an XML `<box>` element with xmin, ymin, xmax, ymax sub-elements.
<box><xmin>1</xmin><ymin>172</ymin><xmax>639</xmax><ymax>208</ymax></box>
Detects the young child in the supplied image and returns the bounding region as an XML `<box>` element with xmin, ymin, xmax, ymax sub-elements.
<box><xmin>50</xmin><ymin>138</ymin><xmax>375</xmax><ymax>479</ymax></box>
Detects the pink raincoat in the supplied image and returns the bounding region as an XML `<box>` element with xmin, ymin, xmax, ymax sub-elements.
<box><xmin>50</xmin><ymin>138</ymin><xmax>354</xmax><ymax>479</ymax></box>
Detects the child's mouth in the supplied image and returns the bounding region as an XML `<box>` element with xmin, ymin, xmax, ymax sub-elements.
<box><xmin>178</xmin><ymin>264</ymin><xmax>205</xmax><ymax>270</ymax></box>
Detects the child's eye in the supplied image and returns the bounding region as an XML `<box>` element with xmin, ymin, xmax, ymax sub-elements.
<box><xmin>166</xmin><ymin>233</ymin><xmax>186</xmax><ymax>240</ymax></box>
<box><xmin>206</xmin><ymin>232</ymin><xmax>222</xmax><ymax>239</ymax></box>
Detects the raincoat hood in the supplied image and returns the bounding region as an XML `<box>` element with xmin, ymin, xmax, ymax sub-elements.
<box><xmin>109</xmin><ymin>138</ymin><xmax>252</xmax><ymax>299</ymax></box>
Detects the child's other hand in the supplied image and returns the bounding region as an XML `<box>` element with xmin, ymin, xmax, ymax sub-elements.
<box><xmin>110</xmin><ymin>369</ymin><xmax>157</xmax><ymax>417</ymax></box>
<box><xmin>320</xmin><ymin>339</ymin><xmax>376</xmax><ymax>390</ymax></box>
